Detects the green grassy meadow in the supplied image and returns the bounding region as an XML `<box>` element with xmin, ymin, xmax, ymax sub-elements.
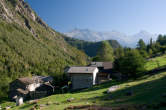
<box><xmin>1</xmin><ymin>54</ymin><xmax>166</xmax><ymax>110</ymax></box>
<box><xmin>145</xmin><ymin>55</ymin><xmax>166</xmax><ymax>71</ymax></box>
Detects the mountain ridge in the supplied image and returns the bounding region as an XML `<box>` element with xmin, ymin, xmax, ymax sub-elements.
<box><xmin>63</xmin><ymin>35</ymin><xmax>121</xmax><ymax>57</ymax></box>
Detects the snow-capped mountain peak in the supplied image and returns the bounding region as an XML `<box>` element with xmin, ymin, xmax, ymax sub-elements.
<box><xmin>64</xmin><ymin>29</ymin><xmax>158</xmax><ymax>47</ymax></box>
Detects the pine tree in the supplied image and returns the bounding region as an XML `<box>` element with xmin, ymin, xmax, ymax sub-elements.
<box><xmin>150</xmin><ymin>38</ymin><xmax>153</xmax><ymax>47</ymax></box>
<box><xmin>95</xmin><ymin>41</ymin><xmax>114</xmax><ymax>61</ymax></box>
<box><xmin>137</xmin><ymin>39</ymin><xmax>146</xmax><ymax>50</ymax></box>
<box><xmin>137</xmin><ymin>39</ymin><xmax>148</xmax><ymax>58</ymax></box>
<box><xmin>114</xmin><ymin>47</ymin><xmax>124</xmax><ymax>58</ymax></box>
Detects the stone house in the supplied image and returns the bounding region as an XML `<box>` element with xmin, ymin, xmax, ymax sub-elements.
<box><xmin>67</xmin><ymin>66</ymin><xmax>99</xmax><ymax>90</ymax></box>
<box><xmin>9</xmin><ymin>76</ymin><xmax>54</xmax><ymax>100</ymax></box>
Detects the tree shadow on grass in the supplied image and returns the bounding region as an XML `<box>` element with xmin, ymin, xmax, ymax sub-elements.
<box><xmin>0</xmin><ymin>97</ymin><xmax>9</xmax><ymax>104</ymax></box>
<box><xmin>127</xmin><ymin>67</ymin><xmax>166</xmax><ymax>83</ymax></box>
<box><xmin>89</xmin><ymin>75</ymin><xmax>166</xmax><ymax>109</ymax></box>
<box><xmin>145</xmin><ymin>65</ymin><xmax>166</xmax><ymax>75</ymax></box>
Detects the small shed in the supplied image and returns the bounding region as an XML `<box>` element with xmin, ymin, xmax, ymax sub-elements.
<box><xmin>67</xmin><ymin>67</ymin><xmax>99</xmax><ymax>90</ymax></box>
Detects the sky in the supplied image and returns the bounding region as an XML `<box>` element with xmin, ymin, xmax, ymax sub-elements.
<box><xmin>25</xmin><ymin>0</ymin><xmax>166</xmax><ymax>34</ymax></box>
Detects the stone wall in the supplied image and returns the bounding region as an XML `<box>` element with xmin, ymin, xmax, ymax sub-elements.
<box><xmin>71</xmin><ymin>74</ymin><xmax>93</xmax><ymax>90</ymax></box>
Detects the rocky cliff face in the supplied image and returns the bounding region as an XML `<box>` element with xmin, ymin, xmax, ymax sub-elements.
<box><xmin>0</xmin><ymin>0</ymin><xmax>48</xmax><ymax>36</ymax></box>
<box><xmin>0</xmin><ymin>0</ymin><xmax>13</xmax><ymax>22</ymax></box>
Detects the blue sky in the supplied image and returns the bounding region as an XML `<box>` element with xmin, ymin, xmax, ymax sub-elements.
<box><xmin>26</xmin><ymin>0</ymin><xmax>166</xmax><ymax>34</ymax></box>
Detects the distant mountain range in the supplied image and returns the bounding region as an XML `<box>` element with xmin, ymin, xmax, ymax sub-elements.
<box><xmin>65</xmin><ymin>29</ymin><xmax>158</xmax><ymax>47</ymax></box>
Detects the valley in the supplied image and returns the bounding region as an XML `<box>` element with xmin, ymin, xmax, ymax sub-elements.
<box><xmin>0</xmin><ymin>0</ymin><xmax>166</xmax><ymax>110</ymax></box>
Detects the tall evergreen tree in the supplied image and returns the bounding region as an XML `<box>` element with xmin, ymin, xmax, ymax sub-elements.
<box><xmin>137</xmin><ymin>39</ymin><xmax>148</xmax><ymax>58</ymax></box>
<box><xmin>95</xmin><ymin>41</ymin><xmax>114</xmax><ymax>61</ymax></box>
<box><xmin>114</xmin><ymin>47</ymin><xmax>124</xmax><ymax>58</ymax></box>
<box><xmin>137</xmin><ymin>39</ymin><xmax>146</xmax><ymax>50</ymax></box>
<box><xmin>150</xmin><ymin>38</ymin><xmax>153</xmax><ymax>47</ymax></box>
<box><xmin>157</xmin><ymin>34</ymin><xmax>163</xmax><ymax>45</ymax></box>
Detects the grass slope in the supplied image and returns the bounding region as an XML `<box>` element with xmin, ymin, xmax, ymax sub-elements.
<box><xmin>145</xmin><ymin>55</ymin><xmax>166</xmax><ymax>71</ymax></box>
<box><xmin>1</xmin><ymin>55</ymin><xmax>166</xmax><ymax>110</ymax></box>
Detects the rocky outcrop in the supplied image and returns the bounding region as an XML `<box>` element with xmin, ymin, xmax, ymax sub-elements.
<box><xmin>36</xmin><ymin>16</ymin><xmax>47</xmax><ymax>28</ymax></box>
<box><xmin>15</xmin><ymin>0</ymin><xmax>36</xmax><ymax>21</ymax></box>
<box><xmin>15</xmin><ymin>0</ymin><xmax>47</xmax><ymax>28</ymax></box>
<box><xmin>0</xmin><ymin>0</ymin><xmax>13</xmax><ymax>22</ymax></box>
<box><xmin>0</xmin><ymin>0</ymin><xmax>47</xmax><ymax>36</ymax></box>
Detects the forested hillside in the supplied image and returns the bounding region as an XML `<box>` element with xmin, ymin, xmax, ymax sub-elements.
<box><xmin>0</xmin><ymin>0</ymin><xmax>87</xmax><ymax>98</ymax></box>
<box><xmin>63</xmin><ymin>36</ymin><xmax>121</xmax><ymax>57</ymax></box>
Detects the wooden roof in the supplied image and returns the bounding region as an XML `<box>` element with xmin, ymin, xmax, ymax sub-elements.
<box><xmin>103</xmin><ymin>62</ymin><xmax>113</xmax><ymax>69</ymax></box>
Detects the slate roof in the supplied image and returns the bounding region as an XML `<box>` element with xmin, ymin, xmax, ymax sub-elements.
<box><xmin>90</xmin><ymin>62</ymin><xmax>103</xmax><ymax>67</ymax></box>
<box><xmin>67</xmin><ymin>66</ymin><xmax>98</xmax><ymax>74</ymax></box>
<box><xmin>18</xmin><ymin>77</ymin><xmax>36</xmax><ymax>85</ymax></box>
